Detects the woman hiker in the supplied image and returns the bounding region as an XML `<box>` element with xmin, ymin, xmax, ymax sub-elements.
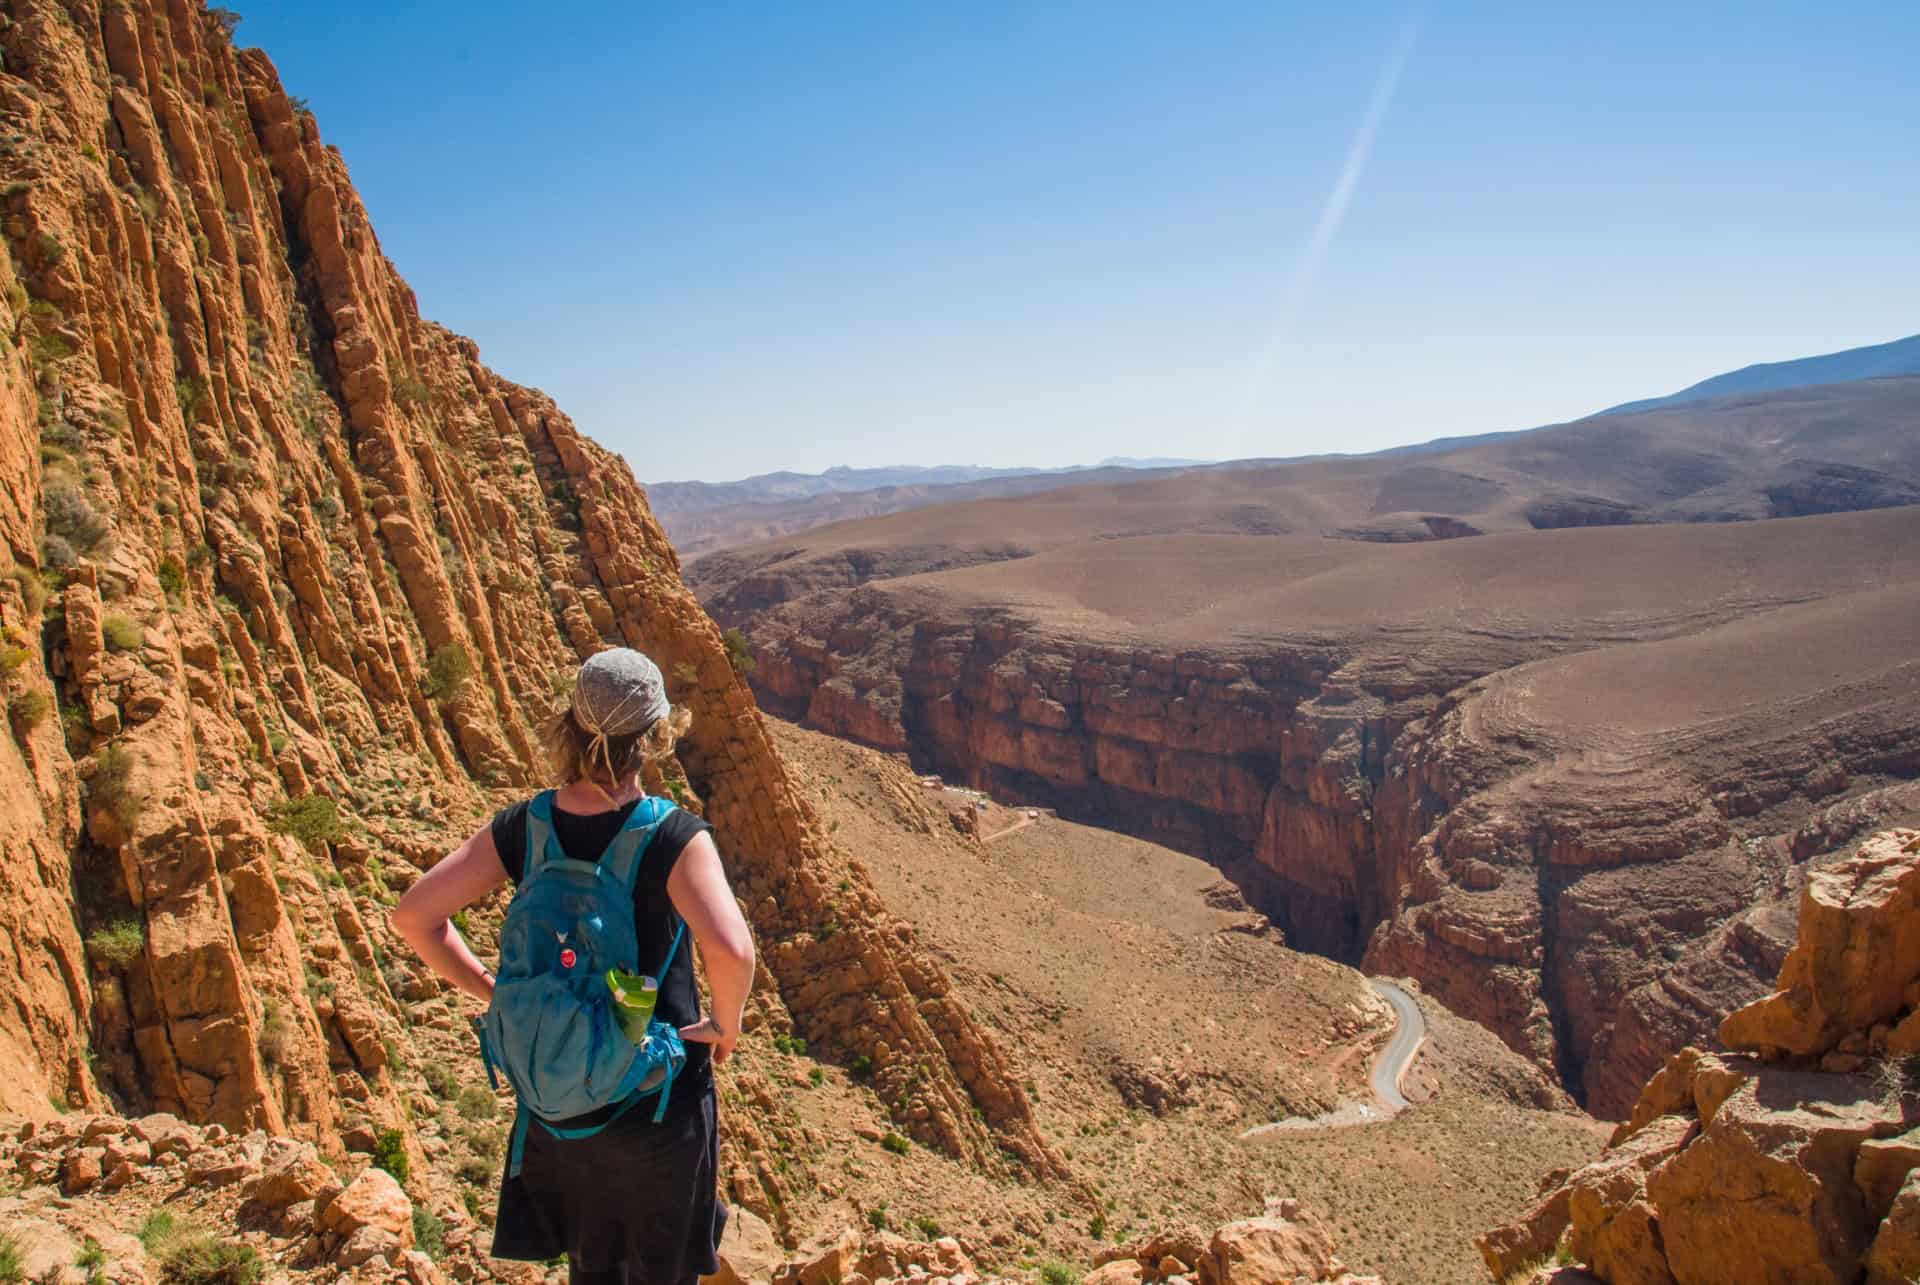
<box><xmin>394</xmin><ymin>647</ymin><xmax>756</xmax><ymax>1285</ymax></box>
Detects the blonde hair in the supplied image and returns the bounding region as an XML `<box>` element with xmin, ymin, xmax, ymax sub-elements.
<box><xmin>543</xmin><ymin>703</ymin><xmax>692</xmax><ymax>787</ymax></box>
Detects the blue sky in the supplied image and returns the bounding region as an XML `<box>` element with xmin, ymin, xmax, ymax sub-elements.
<box><xmin>234</xmin><ymin>2</ymin><xmax>1919</xmax><ymax>483</ymax></box>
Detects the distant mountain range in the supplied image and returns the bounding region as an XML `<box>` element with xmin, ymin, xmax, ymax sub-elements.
<box><xmin>645</xmin><ymin>331</ymin><xmax>1917</xmax><ymax>554</ymax></box>
<box><xmin>646</xmin><ymin>458</ymin><xmax>1204</xmax><ymax>515</ymax></box>
<box><xmin>1597</xmin><ymin>332</ymin><xmax>1920</xmax><ymax>416</ymax></box>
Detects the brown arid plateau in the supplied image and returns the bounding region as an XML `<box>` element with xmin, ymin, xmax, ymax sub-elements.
<box><xmin>1479</xmin><ymin>827</ymin><xmax>1920</xmax><ymax>1285</ymax></box>
<box><xmin>696</xmin><ymin>413</ymin><xmax>1920</xmax><ymax>1119</ymax></box>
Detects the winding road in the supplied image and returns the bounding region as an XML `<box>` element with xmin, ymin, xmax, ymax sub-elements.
<box><xmin>1367</xmin><ymin>980</ymin><xmax>1425</xmax><ymax>1111</ymax></box>
<box><xmin>1240</xmin><ymin>979</ymin><xmax>1425</xmax><ymax>1139</ymax></box>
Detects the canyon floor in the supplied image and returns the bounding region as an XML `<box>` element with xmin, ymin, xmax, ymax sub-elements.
<box><xmin>766</xmin><ymin>719</ymin><xmax>1604</xmax><ymax>1283</ymax></box>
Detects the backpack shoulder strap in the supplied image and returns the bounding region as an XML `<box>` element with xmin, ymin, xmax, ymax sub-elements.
<box><xmin>523</xmin><ymin>790</ymin><xmax>566</xmax><ymax>880</ymax></box>
<box><xmin>598</xmin><ymin>797</ymin><xmax>677</xmax><ymax>893</ymax></box>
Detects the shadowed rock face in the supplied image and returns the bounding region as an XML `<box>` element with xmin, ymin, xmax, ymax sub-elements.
<box><xmin>0</xmin><ymin>0</ymin><xmax>1058</xmax><ymax>1218</ymax></box>
<box><xmin>707</xmin><ymin>501</ymin><xmax>1920</xmax><ymax>1115</ymax></box>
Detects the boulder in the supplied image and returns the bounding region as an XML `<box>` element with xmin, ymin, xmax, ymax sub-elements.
<box><xmin>705</xmin><ymin>1207</ymin><xmax>782</xmax><ymax>1285</ymax></box>
<box><xmin>1856</xmin><ymin>1127</ymin><xmax>1920</xmax><ymax>1220</ymax></box>
<box><xmin>1720</xmin><ymin>834</ymin><xmax>1920</xmax><ymax>1058</ymax></box>
<box><xmin>1646</xmin><ymin>1066</ymin><xmax>1910</xmax><ymax>1283</ymax></box>
<box><xmin>1566</xmin><ymin>1114</ymin><xmax>1692</xmax><ymax>1285</ymax></box>
<box><xmin>1200</xmin><ymin>1215</ymin><xmax>1340</xmax><ymax>1285</ymax></box>
<box><xmin>1477</xmin><ymin>1182</ymin><xmax>1573</xmax><ymax>1281</ymax></box>
<box><xmin>1866</xmin><ymin>1169</ymin><xmax>1920</xmax><ymax>1285</ymax></box>
<box><xmin>1082</xmin><ymin>1263</ymin><xmax>1146</xmax><ymax>1285</ymax></box>
<box><xmin>317</xmin><ymin>1166</ymin><xmax>414</xmax><ymax>1265</ymax></box>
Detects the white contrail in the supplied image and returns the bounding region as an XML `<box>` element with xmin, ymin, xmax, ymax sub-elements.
<box><xmin>1226</xmin><ymin>16</ymin><xmax>1421</xmax><ymax>448</ymax></box>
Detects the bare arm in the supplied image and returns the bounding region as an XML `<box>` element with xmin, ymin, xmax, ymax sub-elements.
<box><xmin>391</xmin><ymin>822</ymin><xmax>509</xmax><ymax>1004</ymax></box>
<box><xmin>666</xmin><ymin>831</ymin><xmax>755</xmax><ymax>1063</ymax></box>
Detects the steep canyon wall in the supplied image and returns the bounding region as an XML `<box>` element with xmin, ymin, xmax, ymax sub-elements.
<box><xmin>0</xmin><ymin>0</ymin><xmax>1059</xmax><ymax>1228</ymax></box>
<box><xmin>722</xmin><ymin>517</ymin><xmax>1920</xmax><ymax>1116</ymax></box>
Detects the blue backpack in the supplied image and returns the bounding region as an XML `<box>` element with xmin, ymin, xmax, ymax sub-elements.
<box><xmin>475</xmin><ymin>791</ymin><xmax>688</xmax><ymax>1177</ymax></box>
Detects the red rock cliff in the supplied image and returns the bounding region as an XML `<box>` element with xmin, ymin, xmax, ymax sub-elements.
<box><xmin>0</xmin><ymin>0</ymin><xmax>1058</xmax><ymax>1220</ymax></box>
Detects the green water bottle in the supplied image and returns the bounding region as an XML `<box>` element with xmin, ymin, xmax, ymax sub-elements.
<box><xmin>605</xmin><ymin>969</ymin><xmax>659</xmax><ymax>1046</ymax></box>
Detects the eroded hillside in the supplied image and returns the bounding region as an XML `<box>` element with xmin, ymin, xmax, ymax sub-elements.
<box><xmin>702</xmin><ymin>471</ymin><xmax>1920</xmax><ymax>1117</ymax></box>
<box><xmin>0</xmin><ymin>0</ymin><xmax>1060</xmax><ymax>1269</ymax></box>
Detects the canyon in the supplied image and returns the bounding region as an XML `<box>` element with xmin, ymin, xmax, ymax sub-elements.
<box><xmin>695</xmin><ymin>385</ymin><xmax>1920</xmax><ymax>1118</ymax></box>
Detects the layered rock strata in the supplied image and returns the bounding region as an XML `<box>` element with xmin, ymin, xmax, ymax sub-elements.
<box><xmin>716</xmin><ymin>511</ymin><xmax>1920</xmax><ymax>1112</ymax></box>
<box><xmin>0</xmin><ymin>0</ymin><xmax>1057</xmax><ymax>1227</ymax></box>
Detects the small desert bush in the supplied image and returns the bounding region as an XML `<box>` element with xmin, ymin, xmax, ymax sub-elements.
<box><xmin>424</xmin><ymin>642</ymin><xmax>472</xmax><ymax>701</ymax></box>
<box><xmin>0</xmin><ymin>642</ymin><xmax>29</xmax><ymax>677</ymax></box>
<box><xmin>102</xmin><ymin>613</ymin><xmax>144</xmax><ymax>651</ymax></box>
<box><xmin>157</xmin><ymin>556</ymin><xmax>186</xmax><ymax>600</ymax></box>
<box><xmin>156</xmin><ymin>1234</ymin><xmax>261</xmax><ymax>1285</ymax></box>
<box><xmin>412</xmin><ymin>1207</ymin><xmax>445</xmax><ymax>1261</ymax></box>
<box><xmin>91</xmin><ymin>744</ymin><xmax>142</xmax><ymax>830</ymax></box>
<box><xmin>880</xmin><ymin>1130</ymin><xmax>910</xmax><ymax>1155</ymax></box>
<box><xmin>44</xmin><ymin>479</ymin><xmax>108</xmax><ymax>551</ymax></box>
<box><xmin>266</xmin><ymin>795</ymin><xmax>342</xmax><ymax>847</ymax></box>
<box><xmin>0</xmin><ymin>1229</ymin><xmax>22</xmax><ymax>1284</ymax></box>
<box><xmin>256</xmin><ymin>1003</ymin><xmax>294</xmax><ymax>1070</ymax></box>
<box><xmin>722</xmin><ymin>627</ymin><xmax>755</xmax><ymax>674</ymax></box>
<box><xmin>86</xmin><ymin>918</ymin><xmax>145</xmax><ymax>970</ymax></box>
<box><xmin>421</xmin><ymin>1060</ymin><xmax>459</xmax><ymax>1099</ymax></box>
<box><xmin>10</xmin><ymin>688</ymin><xmax>49</xmax><ymax>729</ymax></box>
<box><xmin>372</xmin><ymin>1127</ymin><xmax>409</xmax><ymax>1183</ymax></box>
<box><xmin>457</xmin><ymin>1084</ymin><xmax>498</xmax><ymax>1119</ymax></box>
<box><xmin>1039</xmin><ymin>1264</ymin><xmax>1080</xmax><ymax>1285</ymax></box>
<box><xmin>11</xmin><ymin>567</ymin><xmax>47</xmax><ymax>616</ymax></box>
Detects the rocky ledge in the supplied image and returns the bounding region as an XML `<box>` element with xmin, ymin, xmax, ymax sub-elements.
<box><xmin>1479</xmin><ymin>828</ymin><xmax>1920</xmax><ymax>1284</ymax></box>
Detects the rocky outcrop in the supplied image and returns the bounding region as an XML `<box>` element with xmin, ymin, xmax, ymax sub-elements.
<box><xmin>1478</xmin><ymin>829</ymin><xmax>1920</xmax><ymax>1283</ymax></box>
<box><xmin>716</xmin><ymin>514</ymin><xmax>1920</xmax><ymax>1113</ymax></box>
<box><xmin>0</xmin><ymin>0</ymin><xmax>1057</xmax><ymax>1226</ymax></box>
<box><xmin>1092</xmin><ymin>1199</ymin><xmax>1382</xmax><ymax>1285</ymax></box>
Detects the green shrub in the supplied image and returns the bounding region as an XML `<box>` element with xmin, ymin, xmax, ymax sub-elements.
<box><xmin>11</xmin><ymin>568</ymin><xmax>47</xmax><ymax>616</ymax></box>
<box><xmin>372</xmin><ymin>1127</ymin><xmax>409</xmax><ymax>1183</ymax></box>
<box><xmin>102</xmin><ymin>613</ymin><xmax>144</xmax><ymax>651</ymax></box>
<box><xmin>266</xmin><ymin>795</ymin><xmax>342</xmax><ymax>846</ymax></box>
<box><xmin>772</xmin><ymin>1033</ymin><xmax>807</xmax><ymax>1056</ymax></box>
<box><xmin>91</xmin><ymin>744</ymin><xmax>142</xmax><ymax>830</ymax></box>
<box><xmin>0</xmin><ymin>1229</ymin><xmax>22</xmax><ymax>1284</ymax></box>
<box><xmin>913</xmin><ymin>1215</ymin><xmax>940</xmax><ymax>1237</ymax></box>
<box><xmin>10</xmin><ymin>688</ymin><xmax>50</xmax><ymax>729</ymax></box>
<box><xmin>455</xmin><ymin>1155</ymin><xmax>493</xmax><ymax>1185</ymax></box>
<box><xmin>849</xmin><ymin>1053</ymin><xmax>874</xmax><ymax>1080</ymax></box>
<box><xmin>44</xmin><ymin>479</ymin><xmax>108</xmax><ymax>551</ymax></box>
<box><xmin>1088</xmin><ymin>1214</ymin><xmax>1107</xmax><ymax>1240</ymax></box>
<box><xmin>421</xmin><ymin>1061</ymin><xmax>459</xmax><ymax>1099</ymax></box>
<box><xmin>0</xmin><ymin>643</ymin><xmax>29</xmax><ymax>677</ymax></box>
<box><xmin>392</xmin><ymin>375</ymin><xmax>431</xmax><ymax>408</ymax></box>
<box><xmin>158</xmin><ymin>556</ymin><xmax>186</xmax><ymax>600</ymax></box>
<box><xmin>722</xmin><ymin>628</ymin><xmax>755</xmax><ymax>674</ymax></box>
<box><xmin>865</xmin><ymin>1207</ymin><xmax>888</xmax><ymax>1231</ymax></box>
<box><xmin>206</xmin><ymin>7</ymin><xmax>242</xmax><ymax>38</ymax></box>
<box><xmin>175</xmin><ymin>375</ymin><xmax>208</xmax><ymax>419</ymax></box>
<box><xmin>424</xmin><ymin>642</ymin><xmax>472</xmax><ymax>701</ymax></box>
<box><xmin>880</xmin><ymin>1131</ymin><xmax>910</xmax><ymax>1155</ymax></box>
<box><xmin>1039</xmin><ymin>1263</ymin><xmax>1080</xmax><ymax>1285</ymax></box>
<box><xmin>85</xmin><ymin>918</ymin><xmax>144</xmax><ymax>970</ymax></box>
<box><xmin>76</xmin><ymin>1236</ymin><xmax>106</xmax><ymax>1271</ymax></box>
<box><xmin>256</xmin><ymin>1004</ymin><xmax>294</xmax><ymax>1070</ymax></box>
<box><xmin>808</xmin><ymin>1067</ymin><xmax>824</xmax><ymax>1087</ymax></box>
<box><xmin>136</xmin><ymin>1210</ymin><xmax>178</xmax><ymax>1251</ymax></box>
<box><xmin>411</xmin><ymin>1207</ymin><xmax>445</xmax><ymax>1261</ymax></box>
<box><xmin>156</xmin><ymin>1231</ymin><xmax>261</xmax><ymax>1285</ymax></box>
<box><xmin>457</xmin><ymin>1084</ymin><xmax>497</xmax><ymax>1119</ymax></box>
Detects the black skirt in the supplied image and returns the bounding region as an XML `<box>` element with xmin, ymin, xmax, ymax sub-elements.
<box><xmin>490</xmin><ymin>1079</ymin><xmax>726</xmax><ymax>1279</ymax></box>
